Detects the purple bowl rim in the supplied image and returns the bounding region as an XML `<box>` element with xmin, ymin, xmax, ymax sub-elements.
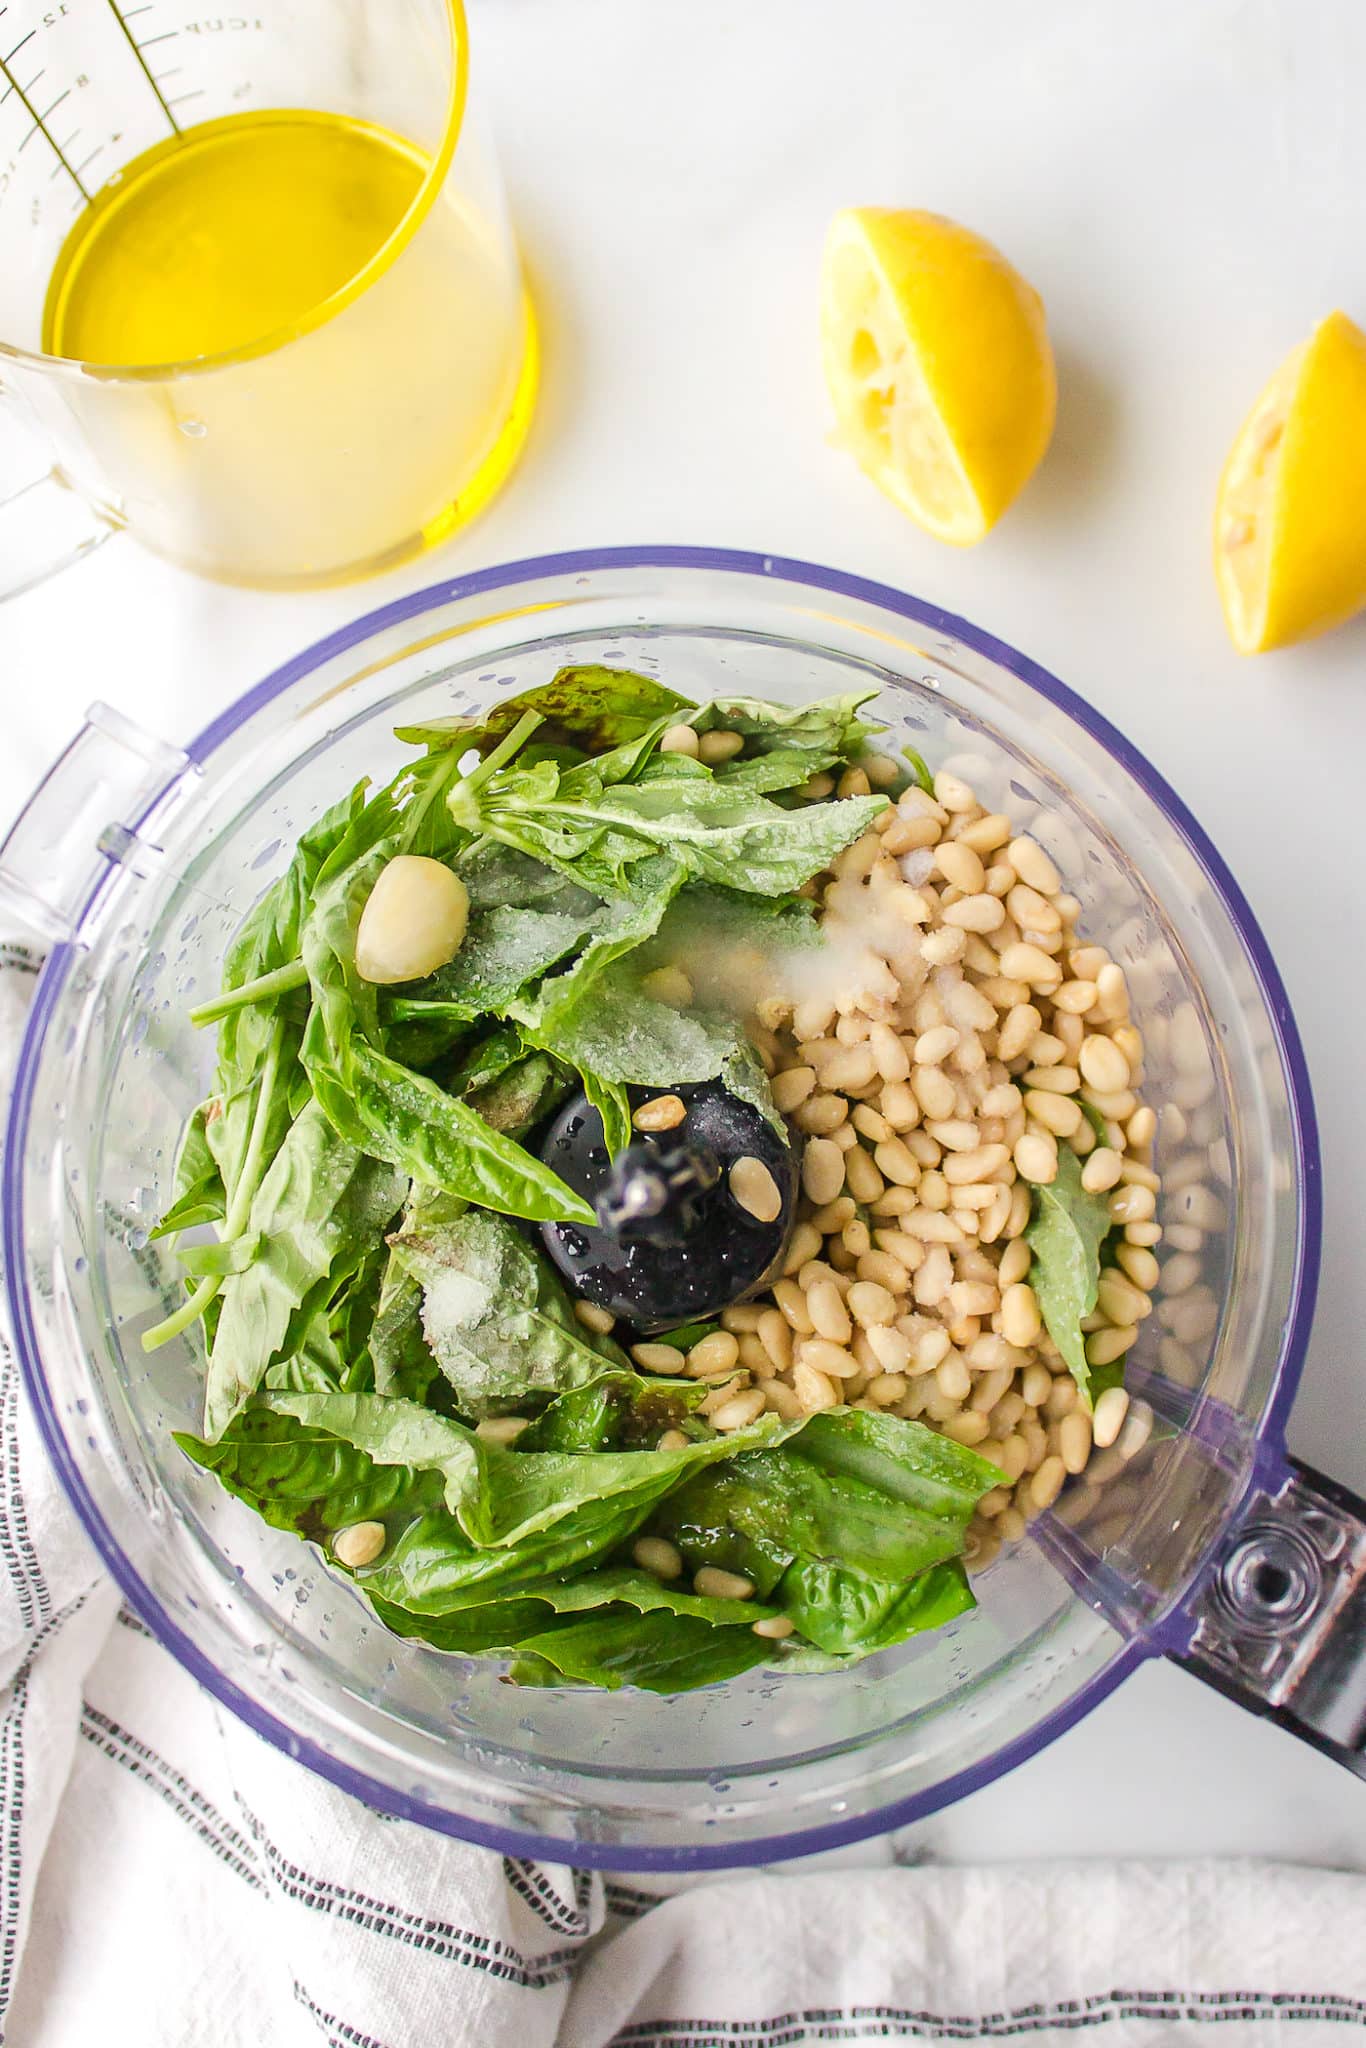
<box><xmin>2</xmin><ymin>543</ymin><xmax>1322</xmax><ymax>1870</ymax></box>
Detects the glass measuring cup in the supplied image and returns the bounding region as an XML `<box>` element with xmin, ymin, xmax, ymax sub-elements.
<box><xmin>0</xmin><ymin>0</ymin><xmax>535</xmax><ymax>591</ymax></box>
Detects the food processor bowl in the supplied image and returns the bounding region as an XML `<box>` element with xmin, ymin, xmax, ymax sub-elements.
<box><xmin>3</xmin><ymin>548</ymin><xmax>1361</xmax><ymax>1870</ymax></box>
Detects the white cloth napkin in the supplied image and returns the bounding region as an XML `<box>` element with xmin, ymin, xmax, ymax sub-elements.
<box><xmin>2</xmin><ymin>940</ymin><xmax>1365</xmax><ymax>2048</ymax></box>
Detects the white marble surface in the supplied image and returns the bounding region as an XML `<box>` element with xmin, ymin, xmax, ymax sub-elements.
<box><xmin>2</xmin><ymin>0</ymin><xmax>1364</xmax><ymax>1866</ymax></box>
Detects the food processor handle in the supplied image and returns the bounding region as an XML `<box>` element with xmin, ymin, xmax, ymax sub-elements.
<box><xmin>0</xmin><ymin>703</ymin><xmax>191</xmax><ymax>942</ymax></box>
<box><xmin>1172</xmin><ymin>1457</ymin><xmax>1366</xmax><ymax>1780</ymax></box>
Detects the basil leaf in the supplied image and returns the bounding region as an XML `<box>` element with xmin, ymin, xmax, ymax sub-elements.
<box><xmin>175</xmin><ymin>1406</ymin><xmax>444</xmax><ymax>1536</ymax></box>
<box><xmin>776</xmin><ymin>1557</ymin><xmax>974</xmax><ymax>1657</ymax></box>
<box><xmin>202</xmin><ymin>1102</ymin><xmax>407</xmax><ymax>1440</ymax></box>
<box><xmin>396</xmin><ymin>665</ymin><xmax>692</xmax><ymax>755</ymax></box>
<box><xmin>688</xmin><ymin>689</ymin><xmax>882</xmax><ymax>758</ymax></box>
<box><xmin>387</xmin><ymin>903</ymin><xmax>602</xmax><ymax>1025</ymax></box>
<box><xmin>1023</xmin><ymin>1145</ymin><xmax>1116</xmax><ymax>1407</ymax></box>
<box><xmin>150</xmin><ymin>1099</ymin><xmax>225</xmax><ymax>1239</ymax></box>
<box><xmin>385</xmin><ymin>1209</ymin><xmax>627</xmax><ymax>1418</ymax></box>
<box><xmin>901</xmin><ymin>745</ymin><xmax>935</xmax><ymax>794</ymax></box>
<box><xmin>509</xmin><ymin>1609</ymin><xmax>771</xmax><ymax>1693</ymax></box>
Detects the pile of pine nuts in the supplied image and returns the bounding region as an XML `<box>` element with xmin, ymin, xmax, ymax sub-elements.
<box><xmin>619</xmin><ymin>763</ymin><xmax>1163</xmax><ymax>1570</ymax></box>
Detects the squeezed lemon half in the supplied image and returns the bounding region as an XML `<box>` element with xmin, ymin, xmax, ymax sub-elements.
<box><xmin>820</xmin><ymin>207</ymin><xmax>1056</xmax><ymax>545</ymax></box>
<box><xmin>1215</xmin><ymin>310</ymin><xmax>1366</xmax><ymax>653</ymax></box>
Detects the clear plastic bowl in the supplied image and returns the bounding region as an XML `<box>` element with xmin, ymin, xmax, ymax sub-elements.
<box><xmin>0</xmin><ymin>549</ymin><xmax>1323</xmax><ymax>1866</ymax></box>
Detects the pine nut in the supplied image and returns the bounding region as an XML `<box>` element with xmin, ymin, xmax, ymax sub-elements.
<box><xmin>873</xmin><ymin>1136</ymin><xmax>921</xmax><ymax>1186</ymax></box>
<box><xmin>943</xmin><ymin>1410</ymin><xmax>991</xmax><ymax>1447</ymax></box>
<box><xmin>694</xmin><ymin>1565</ymin><xmax>754</xmax><ymax>1599</ymax></box>
<box><xmin>1173</xmin><ymin>1183</ymin><xmax>1226</xmax><ymax>1231</ymax></box>
<box><xmin>1030</xmin><ymin>1455</ymin><xmax>1067</xmax><ymax>1510</ymax></box>
<box><xmin>880</xmin><ymin>1079</ymin><xmax>920</xmax><ymax>1129</ymax></box>
<box><xmin>1085</xmin><ymin>1323</ymin><xmax>1138</xmax><ymax>1368</ymax></box>
<box><xmin>1091</xmin><ymin>1385</ymin><xmax>1131</xmax><ymax>1448</ymax></box>
<box><xmin>802</xmin><ymin>1138</ymin><xmax>846</xmax><ymax>1206</ymax></box>
<box><xmin>1126</xmin><ymin>1104</ymin><xmax>1157</xmax><ymax>1149</ymax></box>
<box><xmin>956</xmin><ymin>812</ymin><xmax>1012</xmax><ymax>854</ymax></box>
<box><xmin>634</xmin><ymin>1093</ymin><xmax>687</xmax><ymax>1133</ymax></box>
<box><xmin>1008</xmin><ymin>836</ymin><xmax>1062</xmax><ymax>895</ymax></box>
<box><xmin>1109</xmin><ymin>1182</ymin><xmax>1156</xmax><ymax>1223</ymax></box>
<box><xmin>863</xmin><ymin>1323</ymin><xmax>912</xmax><ymax>1373</ymax></box>
<box><xmin>698</xmin><ymin>729</ymin><xmax>744</xmax><ymax>764</ymax></box>
<box><xmin>1007</xmin><ymin>883</ymin><xmax>1061</xmax><ymax>932</ymax></box>
<box><xmin>867</xmin><ymin>1371</ymin><xmax>910</xmax><ymax>1406</ymax></box>
<box><xmin>848</xmin><ymin>1280</ymin><xmax>897</xmax><ymax>1328</ymax></box>
<box><xmin>857</xmin><ymin>1249</ymin><xmax>910</xmax><ymax>1294</ymax></box>
<box><xmin>936</xmin><ymin>841</ymin><xmax>987</xmax><ymax>893</ymax></box>
<box><xmin>755</xmin><ymin>1309</ymin><xmax>793</xmax><ymax>1372</ymax></box>
<box><xmin>712</xmin><ymin>1388</ymin><xmax>767</xmax><ymax>1432</ymax></box>
<box><xmin>792</xmin><ymin>1360</ymin><xmax>840</xmax><ymax>1412</ymax></box>
<box><xmin>657</xmin><ymin>1428</ymin><xmax>690</xmax><ymax>1451</ymax></box>
<box><xmin>1053</xmin><ymin>979</ymin><xmax>1098</xmax><ymax>1014</ymax></box>
<box><xmin>925</xmin><ymin>1117</ymin><xmax>981</xmax><ymax>1152</ymax></box>
<box><xmin>803</xmin><ymin>1336</ymin><xmax>863</xmax><ymax>1380</ymax></box>
<box><xmin>633</xmin><ymin>1535</ymin><xmax>684</xmax><ymax>1577</ymax></box>
<box><xmin>1160</xmin><ymin>1252</ymin><xmax>1201</xmax><ymax>1296</ymax></box>
<box><xmin>999</xmin><ymin>942</ymin><xmax>1062</xmax><ymax>987</ymax></box>
<box><xmin>943</xmin><ymin>892</ymin><xmax>1005</xmax><ymax>933</ymax></box>
<box><xmin>811</xmin><ymin>1195</ymin><xmax>856</xmax><ymax>1233</ymax></box>
<box><xmin>1023</xmin><ymin>1064</ymin><xmax>1081</xmax><ymax>1094</ymax></box>
<box><xmin>997</xmin><ymin>1237</ymin><xmax>1032</xmax><ymax>1287</ymax></box>
<box><xmin>772</xmin><ymin>1065</ymin><xmax>817</xmax><ymax>1112</ymax></box>
<box><xmin>843</xmin><ymin>1147</ymin><xmax>885</xmax><ymax>1203</ymax></box>
<box><xmin>773</xmin><ymin>1277</ymin><xmax>815</xmax><ymax>1332</ymax></box>
<box><xmin>1079</xmin><ymin>1035</ymin><xmax>1131</xmax><ymax>1093</ymax></box>
<box><xmin>837</xmin><ymin>765</ymin><xmax>871</xmax><ymax>797</ymax></box>
<box><xmin>998</xmin><ymin>1003</ymin><xmax>1042</xmax><ymax>1062</ymax></box>
<box><xmin>641</xmin><ymin>965</ymin><xmax>693</xmax><ymax>1006</ymax></box>
<box><xmin>730</xmin><ymin>1155</ymin><xmax>783</xmax><ymax>1222</ymax></box>
<box><xmin>752</xmin><ymin>1613</ymin><xmax>794</xmax><ymax>1639</ymax></box>
<box><xmin>796</xmin><ymin>1092</ymin><xmax>848</xmax><ymax>1134</ymax></box>
<box><xmin>633</xmin><ymin>1342</ymin><xmax>688</xmax><ymax>1374</ymax></box>
<box><xmin>1116</xmin><ymin>1398</ymin><xmax>1154</xmax><ymax>1461</ymax></box>
<box><xmin>1044</xmin><ymin>1375</ymin><xmax>1077</xmax><ymax>1420</ymax></box>
<box><xmin>573</xmin><ymin>1299</ymin><xmax>617</xmax><ymax>1335</ymax></box>
<box><xmin>333</xmin><ymin>1521</ymin><xmax>387</xmax><ymax>1569</ymax></box>
<box><xmin>914</xmin><ymin>1024</ymin><xmax>960</xmax><ymax>1065</ymax></box>
<box><xmin>660</xmin><ymin>723</ymin><xmax>700</xmax><ymax>756</ymax></box>
<box><xmin>853</xmin><ymin>1103</ymin><xmax>892</xmax><ymax>1143</ymax></box>
<box><xmin>687</xmin><ymin>1331</ymin><xmax>740</xmax><ymax>1375</ymax></box>
<box><xmin>1014</xmin><ymin>1132</ymin><xmax>1058</xmax><ymax>1183</ymax></box>
<box><xmin>1020</xmin><ymin>1362</ymin><xmax>1051</xmax><ymax>1408</ymax></box>
<box><xmin>1026</xmin><ymin>1090</ymin><xmax>1083</xmax><ymax>1138</ymax></box>
<box><xmin>919</xmin><ymin>922</ymin><xmax>968</xmax><ymax>964</ymax></box>
<box><xmin>1000</xmin><ymin>1282</ymin><xmax>1042</xmax><ymax>1348</ymax></box>
<box><xmin>934</xmin><ymin>770</ymin><xmax>978</xmax><ymax>812</ymax></box>
<box><xmin>936</xmin><ymin>1352</ymin><xmax>971</xmax><ymax>1402</ymax></box>
<box><xmin>721</xmin><ymin>1303</ymin><xmax>765</xmax><ymax>1332</ymax></box>
<box><xmin>1116</xmin><ymin>1243</ymin><xmax>1160</xmax><ymax>1292</ymax></box>
<box><xmin>1081</xmin><ymin>1147</ymin><xmax>1123</xmax><ymax>1193</ymax></box>
<box><xmin>808</xmin><ymin>1279</ymin><xmax>852</xmax><ymax>1343</ymax></box>
<box><xmin>737</xmin><ymin>1333</ymin><xmax>775</xmax><ymax>1376</ymax></box>
<box><xmin>1058</xmin><ymin>1410</ymin><xmax>1092</xmax><ymax>1473</ymax></box>
<box><xmin>782</xmin><ymin>1221</ymin><xmax>823</xmax><ymax>1273</ymax></box>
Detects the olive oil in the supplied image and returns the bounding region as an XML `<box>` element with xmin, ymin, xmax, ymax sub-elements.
<box><xmin>43</xmin><ymin>110</ymin><xmax>424</xmax><ymax>366</ymax></box>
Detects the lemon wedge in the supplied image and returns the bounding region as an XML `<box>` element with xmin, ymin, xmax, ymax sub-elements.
<box><xmin>820</xmin><ymin>208</ymin><xmax>1056</xmax><ymax>545</ymax></box>
<box><xmin>1215</xmin><ymin>311</ymin><xmax>1366</xmax><ymax>653</ymax></box>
